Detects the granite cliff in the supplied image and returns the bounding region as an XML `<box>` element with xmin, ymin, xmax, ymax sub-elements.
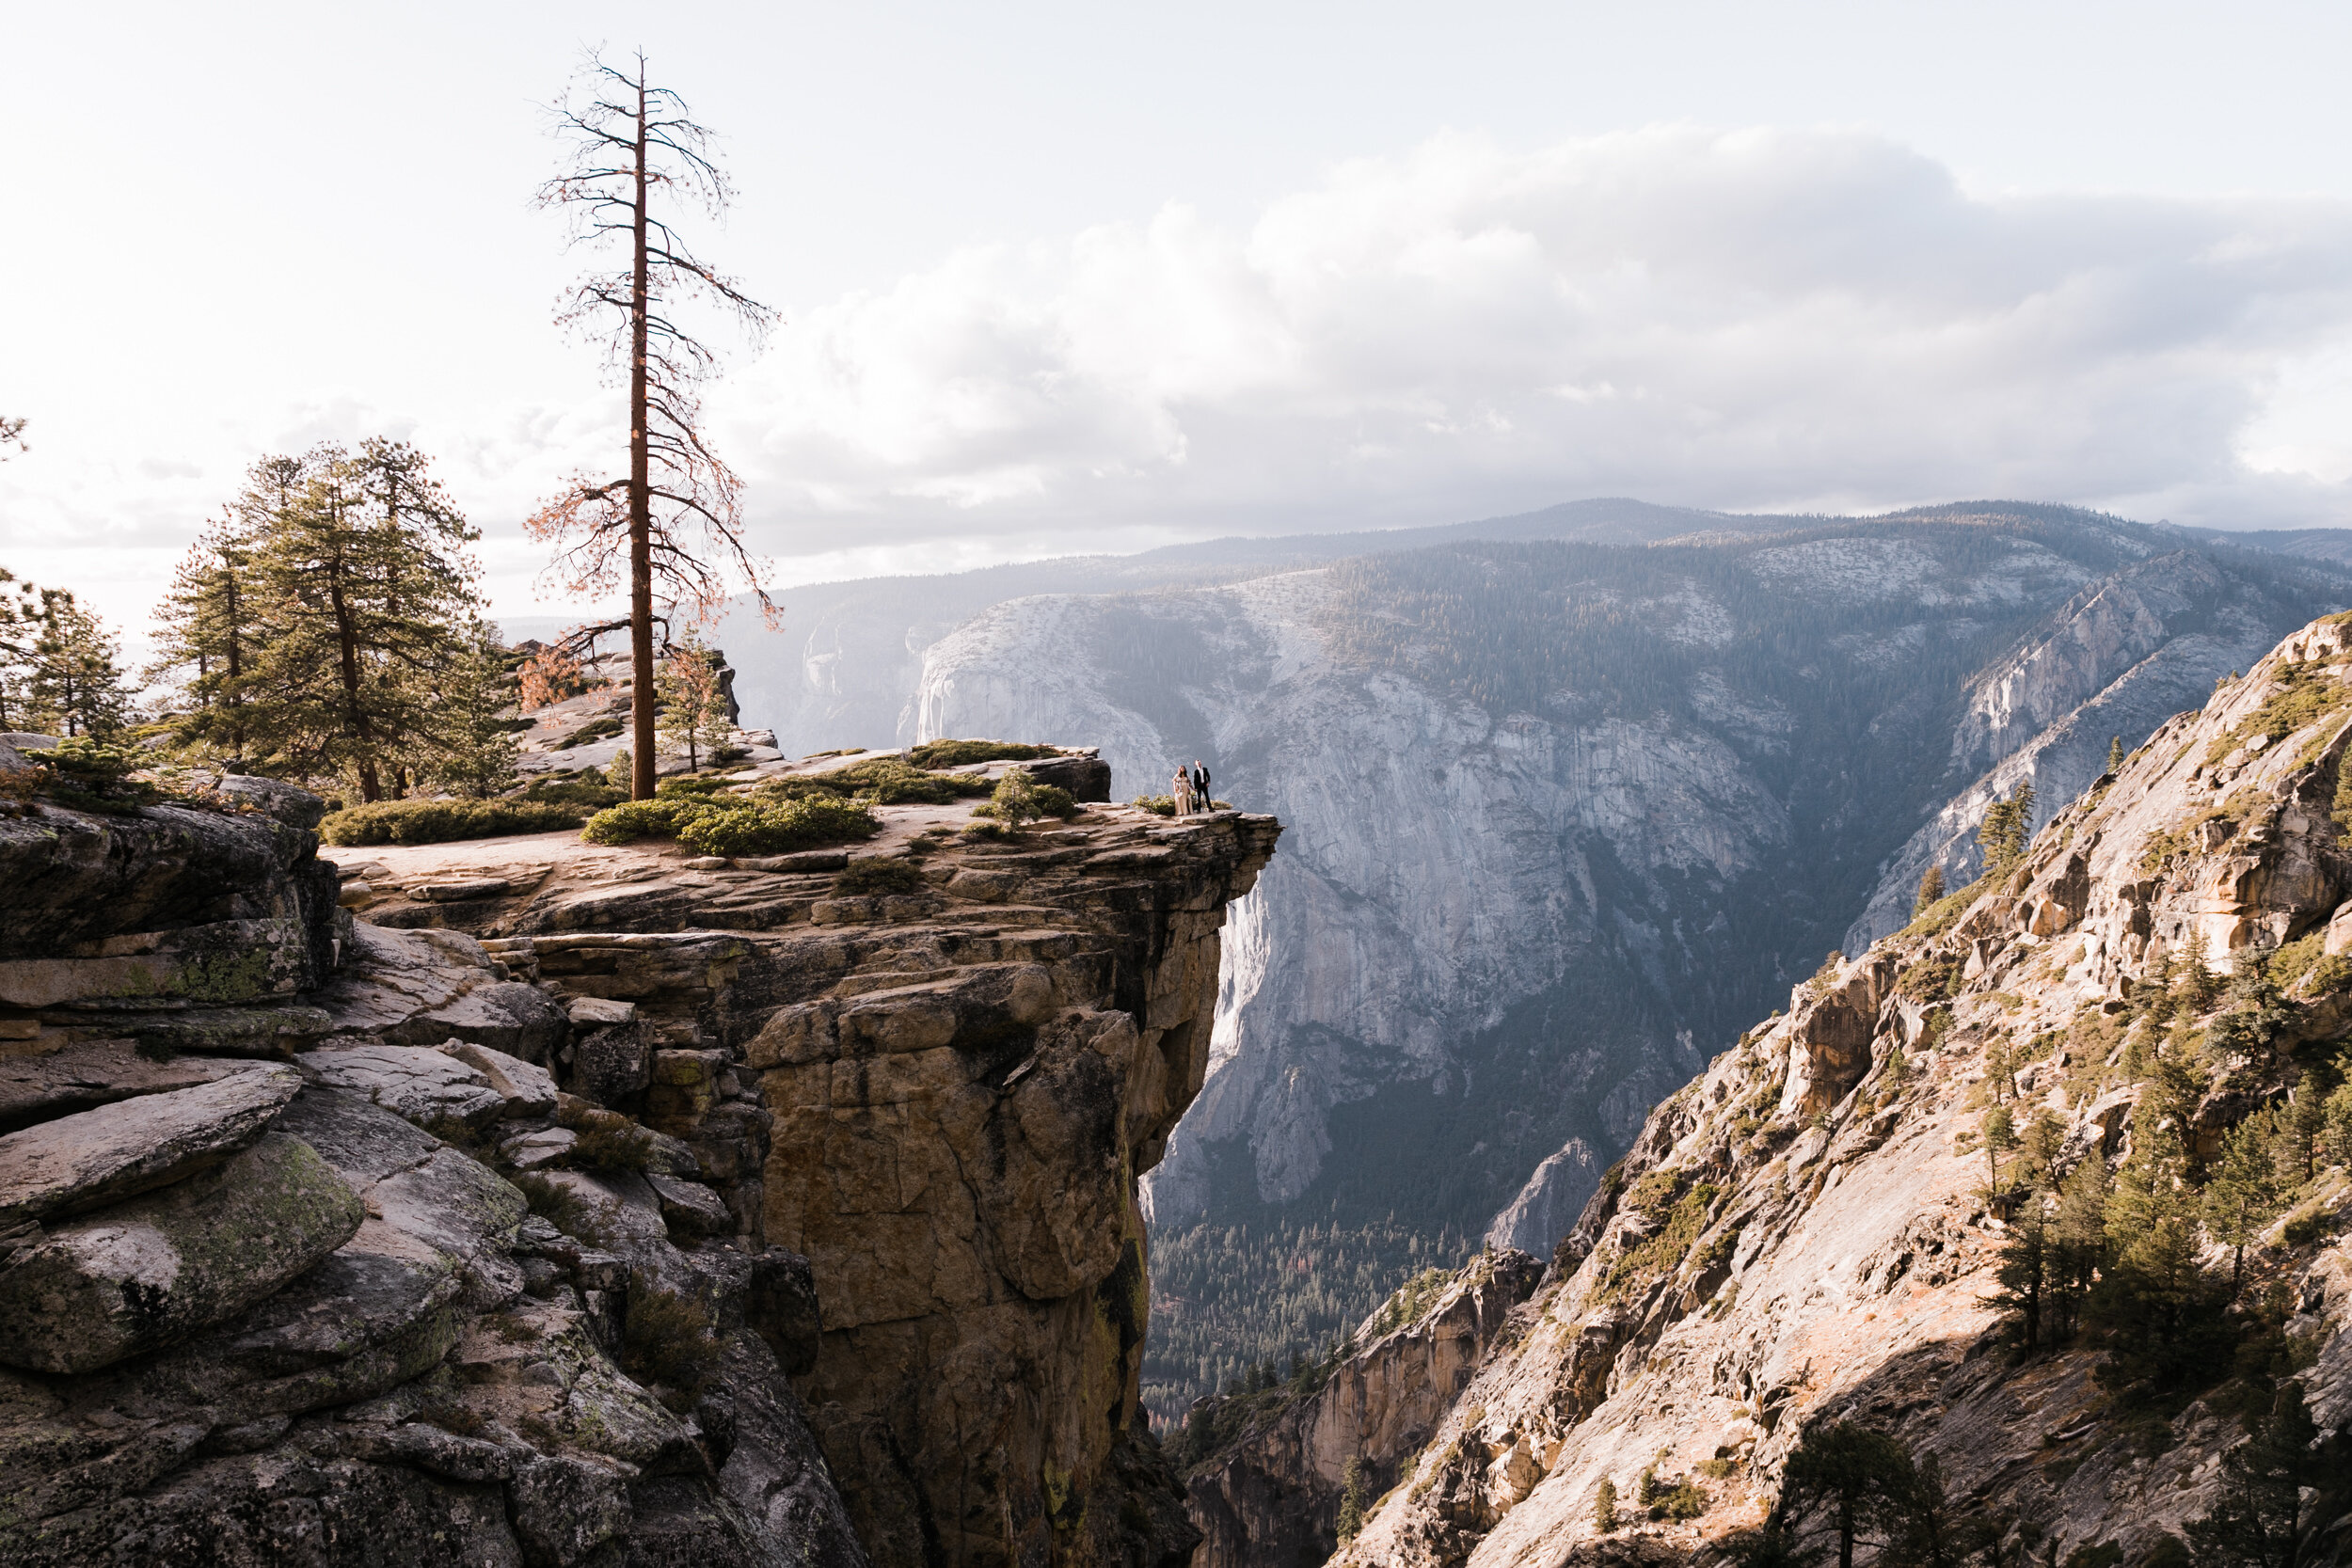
<box><xmin>1184</xmin><ymin>610</ymin><xmax>2352</xmax><ymax>1567</ymax></box>
<box><xmin>0</xmin><ymin>737</ymin><xmax>1275</xmax><ymax>1567</ymax></box>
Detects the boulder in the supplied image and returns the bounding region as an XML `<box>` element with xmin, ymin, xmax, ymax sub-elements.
<box><xmin>0</xmin><ymin>1132</ymin><xmax>364</xmax><ymax>1373</ymax></box>
<box><xmin>566</xmin><ymin>996</ymin><xmax>637</xmax><ymax>1028</ymax></box>
<box><xmin>0</xmin><ymin>1040</ymin><xmax>251</xmax><ymax>1134</ymax></box>
<box><xmin>645</xmin><ymin>1173</ymin><xmax>730</xmax><ymax>1237</ymax></box>
<box><xmin>571</xmin><ymin>1018</ymin><xmax>655</xmax><ymax>1108</ymax></box>
<box><xmin>215</xmin><ymin>774</ymin><xmax>327</xmax><ymax>831</ymax></box>
<box><xmin>0</xmin><ymin>1064</ymin><xmax>304</xmax><ymax>1229</ymax></box>
<box><xmin>440</xmin><ymin>1039</ymin><xmax>560</xmax><ymax>1119</ymax></box>
<box><xmin>510</xmin><ymin>1452</ymin><xmax>634</xmax><ymax>1566</ymax></box>
<box><xmin>304</xmin><ymin>1043</ymin><xmax>508</xmax><ymax>1130</ymax></box>
<box><xmin>412</xmin><ymin>980</ymin><xmax>567</xmax><ymax>1063</ymax></box>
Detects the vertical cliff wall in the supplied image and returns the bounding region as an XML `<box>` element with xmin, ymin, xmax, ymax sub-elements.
<box><xmin>0</xmin><ymin>743</ymin><xmax>1275</xmax><ymax>1568</ymax></box>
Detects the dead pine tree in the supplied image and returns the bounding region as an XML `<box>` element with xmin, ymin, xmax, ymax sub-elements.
<box><xmin>530</xmin><ymin>50</ymin><xmax>779</xmax><ymax>800</ymax></box>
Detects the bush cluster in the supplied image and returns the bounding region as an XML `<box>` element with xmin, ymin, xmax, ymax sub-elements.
<box><xmin>905</xmin><ymin>738</ymin><xmax>1060</xmax><ymax>768</ymax></box>
<box><xmin>320</xmin><ymin>797</ymin><xmax>583</xmax><ymax>846</ymax></box>
<box><xmin>580</xmin><ymin>786</ymin><xmax>879</xmax><ymax>856</ymax></box>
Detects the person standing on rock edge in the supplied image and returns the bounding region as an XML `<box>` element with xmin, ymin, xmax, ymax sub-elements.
<box><xmin>1172</xmin><ymin>765</ymin><xmax>1194</xmax><ymax>816</ymax></box>
<box><xmin>1192</xmin><ymin>759</ymin><xmax>1213</xmax><ymax>811</ymax></box>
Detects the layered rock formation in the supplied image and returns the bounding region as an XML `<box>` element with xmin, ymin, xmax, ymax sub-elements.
<box><xmin>0</xmin><ymin>743</ymin><xmax>1274</xmax><ymax>1568</ymax></box>
<box><xmin>1180</xmin><ymin>1250</ymin><xmax>1542</xmax><ymax>1568</ymax></box>
<box><xmin>1302</xmin><ymin>612</ymin><xmax>2352</xmax><ymax>1566</ymax></box>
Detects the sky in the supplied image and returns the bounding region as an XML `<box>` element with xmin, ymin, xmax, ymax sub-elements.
<box><xmin>8</xmin><ymin>1</ymin><xmax>2352</xmax><ymax>646</ymax></box>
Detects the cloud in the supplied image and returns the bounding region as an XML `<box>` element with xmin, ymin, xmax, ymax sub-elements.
<box><xmin>728</xmin><ymin>125</ymin><xmax>2352</xmax><ymax>546</ymax></box>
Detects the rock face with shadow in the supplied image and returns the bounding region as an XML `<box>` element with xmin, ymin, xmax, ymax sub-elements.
<box><xmin>1310</xmin><ymin>615</ymin><xmax>2352</xmax><ymax>1567</ymax></box>
<box><xmin>0</xmin><ymin>746</ymin><xmax>1271</xmax><ymax>1568</ymax></box>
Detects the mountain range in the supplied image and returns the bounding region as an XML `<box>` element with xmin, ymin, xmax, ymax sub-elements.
<box><xmin>515</xmin><ymin>499</ymin><xmax>2352</xmax><ymax>1418</ymax></box>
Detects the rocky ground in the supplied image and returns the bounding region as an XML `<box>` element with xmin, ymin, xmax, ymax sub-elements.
<box><xmin>0</xmin><ymin>736</ymin><xmax>1276</xmax><ymax>1567</ymax></box>
<box><xmin>1170</xmin><ymin>610</ymin><xmax>2352</xmax><ymax>1567</ymax></box>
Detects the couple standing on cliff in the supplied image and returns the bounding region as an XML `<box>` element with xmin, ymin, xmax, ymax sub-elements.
<box><xmin>1171</xmin><ymin>758</ymin><xmax>1215</xmax><ymax>815</ymax></box>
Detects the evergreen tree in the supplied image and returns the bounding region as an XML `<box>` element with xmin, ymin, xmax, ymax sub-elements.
<box><xmin>655</xmin><ymin>628</ymin><xmax>732</xmax><ymax>770</ymax></box>
<box><xmin>1337</xmin><ymin>1457</ymin><xmax>1366</xmax><ymax>1542</ymax></box>
<box><xmin>171</xmin><ymin>442</ymin><xmax>484</xmax><ymax>799</ymax></box>
<box><xmin>1915</xmin><ymin>864</ymin><xmax>1947</xmax><ymax>916</ymax></box>
<box><xmin>151</xmin><ymin>519</ymin><xmax>261</xmax><ymax>760</ymax></box>
<box><xmin>1593</xmin><ymin>1475</ymin><xmax>1617</xmax><ymax>1533</ymax></box>
<box><xmin>1777</xmin><ymin>1423</ymin><xmax>1915</xmax><ymax>1568</ymax></box>
<box><xmin>2094</xmin><ymin>1072</ymin><xmax>2228</xmax><ymax>1397</ymax></box>
<box><xmin>2203</xmin><ymin>1113</ymin><xmax>2282</xmax><ymax>1296</ymax></box>
<box><xmin>1982</xmin><ymin>1104</ymin><xmax>2017</xmax><ymax>1196</ymax></box>
<box><xmin>2107</xmin><ymin>735</ymin><xmax>2126</xmax><ymax>776</ymax></box>
<box><xmin>2184</xmin><ymin>1383</ymin><xmax>2322</xmax><ymax>1566</ymax></box>
<box><xmin>21</xmin><ymin>589</ymin><xmax>135</xmax><ymax>738</ymax></box>
<box><xmin>421</xmin><ymin>621</ymin><xmax>522</xmax><ymax>799</ymax></box>
<box><xmin>2277</xmin><ymin>1070</ymin><xmax>2327</xmax><ymax>1186</ymax></box>
<box><xmin>2049</xmin><ymin>1156</ymin><xmax>2111</xmax><ymax>1343</ymax></box>
<box><xmin>2179</xmin><ymin>929</ymin><xmax>2219</xmax><ymax>1013</ymax></box>
<box><xmin>1977</xmin><ymin>783</ymin><xmax>2037</xmax><ymax>876</ymax></box>
<box><xmin>1993</xmin><ymin>1200</ymin><xmax>2052</xmax><ymax>1353</ymax></box>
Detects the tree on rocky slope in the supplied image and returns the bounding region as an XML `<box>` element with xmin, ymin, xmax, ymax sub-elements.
<box><xmin>10</xmin><ymin>587</ymin><xmax>135</xmax><ymax>738</ymax></box>
<box><xmin>2202</xmin><ymin>1112</ymin><xmax>2283</xmax><ymax>1296</ymax></box>
<box><xmin>655</xmin><ymin>626</ymin><xmax>731</xmax><ymax>770</ymax></box>
<box><xmin>529</xmin><ymin>48</ymin><xmax>778</xmax><ymax>802</ymax></box>
<box><xmin>2185</xmin><ymin>1381</ymin><xmax>2324</xmax><ymax>1567</ymax></box>
<box><xmin>1775</xmin><ymin>1423</ymin><xmax>1916</xmax><ymax>1568</ymax></box>
<box><xmin>1978</xmin><ymin>784</ymin><xmax>2037</xmax><ymax>876</ymax></box>
<box><xmin>152</xmin><ymin>442</ymin><xmax>488</xmax><ymax>799</ymax></box>
<box><xmin>1915</xmin><ymin>864</ymin><xmax>1946</xmax><ymax>916</ymax></box>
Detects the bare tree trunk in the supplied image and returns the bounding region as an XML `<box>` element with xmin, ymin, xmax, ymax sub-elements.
<box><xmin>628</xmin><ymin>65</ymin><xmax>657</xmax><ymax>801</ymax></box>
<box><xmin>326</xmin><ymin>553</ymin><xmax>382</xmax><ymax>803</ymax></box>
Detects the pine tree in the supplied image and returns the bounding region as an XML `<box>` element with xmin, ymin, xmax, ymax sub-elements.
<box><xmin>229</xmin><ymin>441</ymin><xmax>483</xmax><ymax>799</ymax></box>
<box><xmin>2183</xmin><ymin>1383</ymin><xmax>2321</xmax><ymax>1566</ymax></box>
<box><xmin>421</xmin><ymin>621</ymin><xmax>522</xmax><ymax>799</ymax></box>
<box><xmin>1982</xmin><ymin>1105</ymin><xmax>2017</xmax><ymax>1197</ymax></box>
<box><xmin>1915</xmin><ymin>864</ymin><xmax>1946</xmax><ymax>916</ymax></box>
<box><xmin>2178</xmin><ymin>928</ymin><xmax>2219</xmax><ymax>1013</ymax></box>
<box><xmin>22</xmin><ymin>590</ymin><xmax>135</xmax><ymax>738</ymax></box>
<box><xmin>1593</xmin><ymin>1476</ymin><xmax>1617</xmax><ymax>1534</ymax></box>
<box><xmin>1777</xmin><ymin>1424</ymin><xmax>1915</xmax><ymax>1568</ymax></box>
<box><xmin>1337</xmin><ymin>1458</ymin><xmax>1366</xmax><ymax>1542</ymax></box>
<box><xmin>2107</xmin><ymin>735</ymin><xmax>2126</xmax><ymax>775</ymax></box>
<box><xmin>151</xmin><ymin>519</ymin><xmax>262</xmax><ymax>761</ymax></box>
<box><xmin>1994</xmin><ymin>1200</ymin><xmax>2052</xmax><ymax>1353</ymax></box>
<box><xmin>2203</xmin><ymin>1112</ymin><xmax>2282</xmax><ymax>1296</ymax></box>
<box><xmin>655</xmin><ymin>628</ymin><xmax>733</xmax><ymax>770</ymax></box>
<box><xmin>2277</xmin><ymin>1070</ymin><xmax>2327</xmax><ymax>1186</ymax></box>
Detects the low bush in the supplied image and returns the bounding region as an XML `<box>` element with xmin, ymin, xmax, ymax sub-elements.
<box><xmin>552</xmin><ymin>714</ymin><xmax>624</xmax><ymax>750</ymax></box>
<box><xmin>676</xmin><ymin>795</ymin><xmax>878</xmax><ymax>856</ymax></box>
<box><xmin>1132</xmin><ymin>794</ymin><xmax>1176</xmax><ymax>816</ymax></box>
<box><xmin>622</xmin><ymin>1273</ymin><xmax>723</xmax><ymax>1400</ymax></box>
<box><xmin>579</xmin><ymin>797</ymin><xmax>695</xmax><ymax>845</ymax></box>
<box><xmin>321</xmin><ymin>797</ymin><xmax>582</xmax><ymax>846</ymax></box>
<box><xmin>571</xmin><ymin>1122</ymin><xmax>656</xmax><ymax>1172</ymax></box>
<box><xmin>523</xmin><ymin>775</ymin><xmax>626</xmax><ymax>811</ymax></box>
<box><xmin>835</xmin><ymin>858</ymin><xmax>926</xmax><ymax>895</ymax></box>
<box><xmin>905</xmin><ymin>738</ymin><xmax>1061</xmax><ymax>769</ymax></box>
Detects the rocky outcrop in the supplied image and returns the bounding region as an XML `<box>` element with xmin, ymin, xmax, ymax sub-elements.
<box><xmin>1</xmin><ymin>748</ymin><xmax>1269</xmax><ymax>1566</ymax></box>
<box><xmin>1324</xmin><ymin>612</ymin><xmax>2352</xmax><ymax>1567</ymax></box>
<box><xmin>352</xmin><ymin>800</ymin><xmax>1278</xmax><ymax>1566</ymax></box>
<box><xmin>1485</xmin><ymin>1141</ymin><xmax>1603</xmax><ymax>1258</ymax></box>
<box><xmin>1179</xmin><ymin>1250</ymin><xmax>1542</xmax><ymax>1568</ymax></box>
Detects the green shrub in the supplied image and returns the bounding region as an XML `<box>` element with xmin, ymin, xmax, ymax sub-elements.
<box><xmin>656</xmin><ymin>774</ymin><xmax>729</xmax><ymax>799</ymax></box>
<box><xmin>1902</xmin><ymin>878</ymin><xmax>1985</xmax><ymax>941</ymax></box>
<box><xmin>571</xmin><ymin>1122</ymin><xmax>656</xmax><ymax>1172</ymax></box>
<box><xmin>675</xmin><ymin>795</ymin><xmax>879</xmax><ymax>857</ymax></box>
<box><xmin>621</xmin><ymin>1273</ymin><xmax>723</xmax><ymax>1399</ymax></box>
<box><xmin>46</xmin><ymin>737</ymin><xmax>141</xmax><ymax>783</ymax></box>
<box><xmin>905</xmin><ymin>738</ymin><xmax>1061</xmax><ymax>768</ymax></box>
<box><xmin>1131</xmin><ymin>794</ymin><xmax>1176</xmax><ymax>816</ymax></box>
<box><xmin>523</xmin><ymin>775</ymin><xmax>626</xmax><ymax>811</ymax></box>
<box><xmin>836</xmin><ymin>858</ymin><xmax>925</xmax><ymax>895</ymax></box>
<box><xmin>321</xmin><ymin>798</ymin><xmax>582</xmax><ymax>847</ymax></box>
<box><xmin>579</xmin><ymin>797</ymin><xmax>695</xmax><ymax>845</ymax></box>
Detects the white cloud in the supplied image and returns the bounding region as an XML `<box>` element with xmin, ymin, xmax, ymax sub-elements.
<box><xmin>730</xmin><ymin>125</ymin><xmax>2352</xmax><ymax>546</ymax></box>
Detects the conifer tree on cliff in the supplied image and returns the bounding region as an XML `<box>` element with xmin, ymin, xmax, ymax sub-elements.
<box><xmin>152</xmin><ymin>443</ymin><xmax>483</xmax><ymax>800</ymax></box>
<box><xmin>530</xmin><ymin>51</ymin><xmax>778</xmax><ymax>800</ymax></box>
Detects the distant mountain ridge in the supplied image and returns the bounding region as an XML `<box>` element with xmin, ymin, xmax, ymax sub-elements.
<box><xmin>516</xmin><ymin>499</ymin><xmax>2352</xmax><ymax>1416</ymax></box>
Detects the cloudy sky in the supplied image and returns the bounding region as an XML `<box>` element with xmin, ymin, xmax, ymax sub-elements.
<box><xmin>8</xmin><ymin>1</ymin><xmax>2352</xmax><ymax>640</ymax></box>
